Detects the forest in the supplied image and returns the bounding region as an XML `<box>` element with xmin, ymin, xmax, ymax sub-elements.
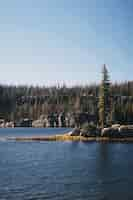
<box><xmin>0</xmin><ymin>74</ymin><xmax>133</xmax><ymax>126</ymax></box>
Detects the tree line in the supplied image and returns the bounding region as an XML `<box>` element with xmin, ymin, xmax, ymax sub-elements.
<box><xmin>0</xmin><ymin>67</ymin><xmax>133</xmax><ymax>126</ymax></box>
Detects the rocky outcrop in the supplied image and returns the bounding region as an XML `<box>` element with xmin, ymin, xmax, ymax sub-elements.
<box><xmin>32</xmin><ymin>119</ymin><xmax>48</xmax><ymax>128</ymax></box>
<box><xmin>101</xmin><ymin>128</ymin><xmax>111</xmax><ymax>137</ymax></box>
<box><xmin>32</xmin><ymin>120</ymin><xmax>44</xmax><ymax>128</ymax></box>
<box><xmin>68</xmin><ymin>125</ymin><xmax>133</xmax><ymax>138</ymax></box>
<box><xmin>5</xmin><ymin>121</ymin><xmax>14</xmax><ymax>128</ymax></box>
<box><xmin>80</xmin><ymin>129</ymin><xmax>90</xmax><ymax>137</ymax></box>
<box><xmin>68</xmin><ymin>128</ymin><xmax>80</xmax><ymax>136</ymax></box>
<box><xmin>119</xmin><ymin>125</ymin><xmax>133</xmax><ymax>136</ymax></box>
<box><xmin>101</xmin><ymin>127</ymin><xmax>119</xmax><ymax>137</ymax></box>
<box><xmin>80</xmin><ymin>128</ymin><xmax>97</xmax><ymax>137</ymax></box>
<box><xmin>111</xmin><ymin>124</ymin><xmax>120</xmax><ymax>128</ymax></box>
<box><xmin>101</xmin><ymin>125</ymin><xmax>133</xmax><ymax>137</ymax></box>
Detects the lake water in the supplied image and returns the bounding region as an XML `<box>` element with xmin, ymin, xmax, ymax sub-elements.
<box><xmin>0</xmin><ymin>128</ymin><xmax>133</xmax><ymax>200</ymax></box>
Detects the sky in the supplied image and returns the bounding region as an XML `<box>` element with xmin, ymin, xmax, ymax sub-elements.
<box><xmin>0</xmin><ymin>0</ymin><xmax>133</xmax><ymax>86</ymax></box>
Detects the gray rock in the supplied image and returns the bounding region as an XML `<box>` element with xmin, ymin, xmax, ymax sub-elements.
<box><xmin>80</xmin><ymin>129</ymin><xmax>90</xmax><ymax>137</ymax></box>
<box><xmin>101</xmin><ymin>125</ymin><xmax>133</xmax><ymax>137</ymax></box>
<box><xmin>111</xmin><ymin>124</ymin><xmax>120</xmax><ymax>128</ymax></box>
<box><xmin>101</xmin><ymin>127</ymin><xmax>119</xmax><ymax>137</ymax></box>
<box><xmin>119</xmin><ymin>125</ymin><xmax>133</xmax><ymax>136</ymax></box>
<box><xmin>32</xmin><ymin>119</ymin><xmax>45</xmax><ymax>128</ymax></box>
<box><xmin>68</xmin><ymin>128</ymin><xmax>80</xmax><ymax>136</ymax></box>
<box><xmin>101</xmin><ymin>128</ymin><xmax>111</xmax><ymax>136</ymax></box>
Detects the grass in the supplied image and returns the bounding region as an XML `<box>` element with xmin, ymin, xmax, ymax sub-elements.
<box><xmin>12</xmin><ymin>134</ymin><xmax>133</xmax><ymax>142</ymax></box>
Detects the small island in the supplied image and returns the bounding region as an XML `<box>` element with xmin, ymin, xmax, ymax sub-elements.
<box><xmin>10</xmin><ymin>124</ymin><xmax>133</xmax><ymax>142</ymax></box>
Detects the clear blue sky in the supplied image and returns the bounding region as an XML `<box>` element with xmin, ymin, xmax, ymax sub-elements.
<box><xmin>0</xmin><ymin>0</ymin><xmax>132</xmax><ymax>86</ymax></box>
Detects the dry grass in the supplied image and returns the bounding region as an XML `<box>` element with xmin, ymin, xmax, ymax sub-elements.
<box><xmin>13</xmin><ymin>134</ymin><xmax>133</xmax><ymax>142</ymax></box>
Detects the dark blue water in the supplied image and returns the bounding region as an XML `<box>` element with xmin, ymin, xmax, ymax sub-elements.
<box><xmin>0</xmin><ymin>128</ymin><xmax>133</xmax><ymax>200</ymax></box>
<box><xmin>0</xmin><ymin>127</ymin><xmax>72</xmax><ymax>137</ymax></box>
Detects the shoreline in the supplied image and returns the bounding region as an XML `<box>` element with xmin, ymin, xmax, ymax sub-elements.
<box><xmin>7</xmin><ymin>134</ymin><xmax>133</xmax><ymax>142</ymax></box>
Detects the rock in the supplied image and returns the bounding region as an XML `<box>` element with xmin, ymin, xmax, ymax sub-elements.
<box><xmin>111</xmin><ymin>127</ymin><xmax>120</xmax><ymax>137</ymax></box>
<box><xmin>119</xmin><ymin>125</ymin><xmax>133</xmax><ymax>136</ymax></box>
<box><xmin>80</xmin><ymin>129</ymin><xmax>90</xmax><ymax>137</ymax></box>
<box><xmin>101</xmin><ymin>128</ymin><xmax>111</xmax><ymax>137</ymax></box>
<box><xmin>111</xmin><ymin>124</ymin><xmax>120</xmax><ymax>128</ymax></box>
<box><xmin>68</xmin><ymin>128</ymin><xmax>80</xmax><ymax>136</ymax></box>
<box><xmin>101</xmin><ymin>127</ymin><xmax>119</xmax><ymax>137</ymax></box>
<box><xmin>5</xmin><ymin>121</ymin><xmax>14</xmax><ymax>128</ymax></box>
<box><xmin>32</xmin><ymin>119</ymin><xmax>45</xmax><ymax>128</ymax></box>
<box><xmin>101</xmin><ymin>125</ymin><xmax>133</xmax><ymax>137</ymax></box>
<box><xmin>80</xmin><ymin>128</ymin><xmax>97</xmax><ymax>137</ymax></box>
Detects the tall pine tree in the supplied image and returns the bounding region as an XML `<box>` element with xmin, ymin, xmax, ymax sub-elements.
<box><xmin>99</xmin><ymin>64</ymin><xmax>111</xmax><ymax>128</ymax></box>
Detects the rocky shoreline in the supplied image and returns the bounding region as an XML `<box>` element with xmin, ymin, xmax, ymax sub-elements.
<box><xmin>8</xmin><ymin>134</ymin><xmax>133</xmax><ymax>143</ymax></box>
<box><xmin>5</xmin><ymin>124</ymin><xmax>133</xmax><ymax>142</ymax></box>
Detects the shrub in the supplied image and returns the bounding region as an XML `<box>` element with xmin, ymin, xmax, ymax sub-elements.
<box><xmin>81</xmin><ymin>122</ymin><xmax>97</xmax><ymax>136</ymax></box>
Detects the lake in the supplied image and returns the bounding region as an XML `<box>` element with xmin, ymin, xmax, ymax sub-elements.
<box><xmin>0</xmin><ymin>128</ymin><xmax>133</xmax><ymax>200</ymax></box>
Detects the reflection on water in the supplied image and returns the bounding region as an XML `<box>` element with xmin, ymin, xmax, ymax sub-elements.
<box><xmin>0</xmin><ymin>129</ymin><xmax>133</xmax><ymax>199</ymax></box>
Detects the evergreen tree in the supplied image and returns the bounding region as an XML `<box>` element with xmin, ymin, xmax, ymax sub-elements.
<box><xmin>99</xmin><ymin>64</ymin><xmax>111</xmax><ymax>128</ymax></box>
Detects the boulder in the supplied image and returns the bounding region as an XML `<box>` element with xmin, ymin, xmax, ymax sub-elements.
<box><xmin>101</xmin><ymin>125</ymin><xmax>133</xmax><ymax>137</ymax></box>
<box><xmin>101</xmin><ymin>128</ymin><xmax>111</xmax><ymax>137</ymax></box>
<box><xmin>32</xmin><ymin>119</ymin><xmax>45</xmax><ymax>128</ymax></box>
<box><xmin>80</xmin><ymin>129</ymin><xmax>90</xmax><ymax>137</ymax></box>
<box><xmin>111</xmin><ymin>124</ymin><xmax>120</xmax><ymax>128</ymax></box>
<box><xmin>101</xmin><ymin>127</ymin><xmax>119</xmax><ymax>137</ymax></box>
<box><xmin>119</xmin><ymin>125</ymin><xmax>133</xmax><ymax>131</ymax></box>
<box><xmin>119</xmin><ymin>125</ymin><xmax>133</xmax><ymax>136</ymax></box>
<box><xmin>5</xmin><ymin>121</ymin><xmax>14</xmax><ymax>128</ymax></box>
<box><xmin>68</xmin><ymin>128</ymin><xmax>80</xmax><ymax>136</ymax></box>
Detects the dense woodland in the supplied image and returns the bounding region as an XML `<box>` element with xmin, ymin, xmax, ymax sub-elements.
<box><xmin>0</xmin><ymin>78</ymin><xmax>133</xmax><ymax>125</ymax></box>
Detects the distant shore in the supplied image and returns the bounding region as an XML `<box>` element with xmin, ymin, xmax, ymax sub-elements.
<box><xmin>7</xmin><ymin>134</ymin><xmax>133</xmax><ymax>142</ymax></box>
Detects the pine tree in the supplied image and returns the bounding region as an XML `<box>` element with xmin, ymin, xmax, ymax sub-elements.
<box><xmin>99</xmin><ymin>64</ymin><xmax>111</xmax><ymax>128</ymax></box>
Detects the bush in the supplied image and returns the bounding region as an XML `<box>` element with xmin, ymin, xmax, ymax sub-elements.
<box><xmin>81</xmin><ymin>122</ymin><xmax>97</xmax><ymax>136</ymax></box>
<box><xmin>81</xmin><ymin>122</ymin><xmax>96</xmax><ymax>131</ymax></box>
